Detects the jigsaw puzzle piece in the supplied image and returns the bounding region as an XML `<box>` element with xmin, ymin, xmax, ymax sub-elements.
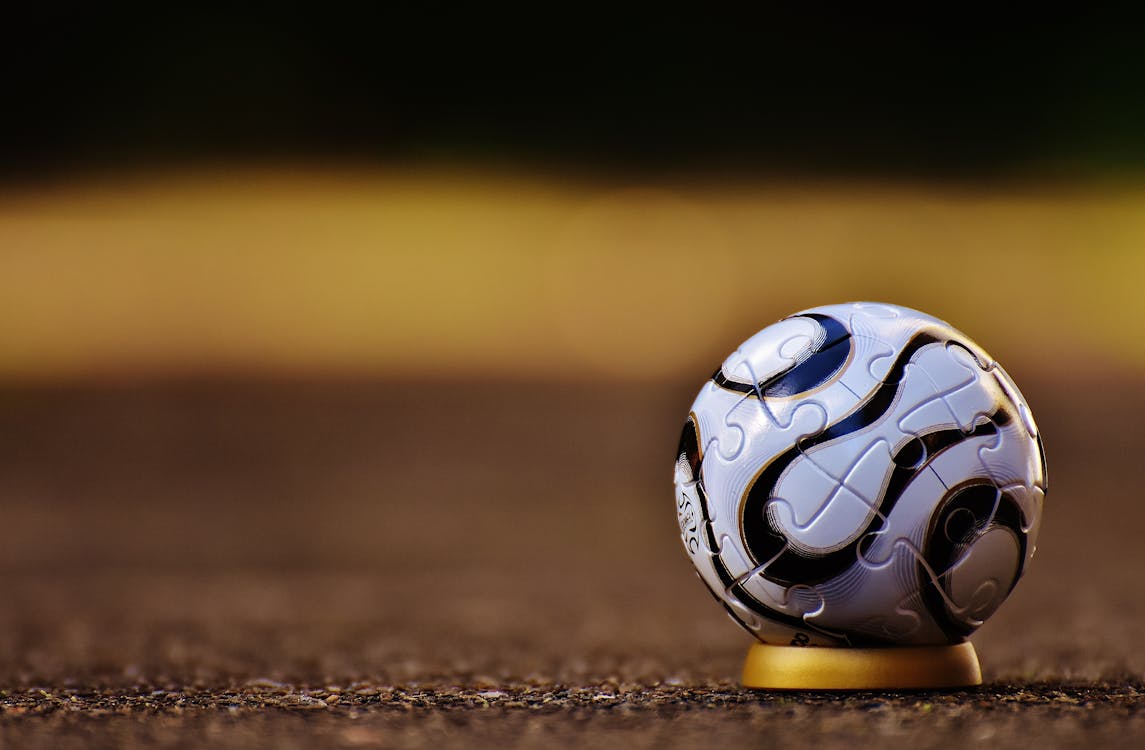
<box><xmin>855</xmin><ymin>464</ymin><xmax>949</xmax><ymax>569</ymax></box>
<box><xmin>935</xmin><ymin>522</ymin><xmax>1023</xmax><ymax>624</ymax></box>
<box><xmin>721</xmin><ymin>590</ymin><xmax>766</xmax><ymax>634</ymax></box>
<box><xmin>716</xmin><ymin>533</ymin><xmax>756</xmax><ymax>584</ymax></box>
<box><xmin>761</xmin><ymin>475</ymin><xmax>835</xmax><ymax>537</ymax></box>
<box><xmin>702</xmin><ymin>388</ymin><xmax>831</xmax><ymax>468</ymax></box>
<box><xmin>879</xmin><ymin>603</ymin><xmax>926</xmax><ymax>641</ymax></box>
<box><xmin>717</xmin><ymin>389</ymin><xmax>832</xmax><ymax>463</ymax></box>
<box><xmin>837</xmin><ymin>335</ymin><xmax>897</xmax><ymax>396</ymax></box>
<box><xmin>947</xmin><ymin>339</ymin><xmax>994</xmax><ymax>374</ymax></box>
<box><xmin>975</xmin><ymin>425</ymin><xmax>1041</xmax><ymax>492</ymax></box>
<box><xmin>915</xmin><ymin>423</ymin><xmax>998</xmax><ymax>493</ymax></box>
<box><xmin>768</xmin><ymin>487</ymin><xmax>880</xmax><ymax>556</ymax></box>
<box><xmin>896</xmin><ymin>364</ymin><xmax>1040</xmax><ymax>516</ymax></box>
<box><xmin>781</xmin><ymin>303</ymin><xmax>903</xmax><ymax>397</ymax></box>
<box><xmin>736</xmin><ymin>566</ymin><xmax>821</xmax><ymax>615</ymax></box>
<box><xmin>975</xmin><ymin>431</ymin><xmax>1045</xmax><ymax>558</ymax></box>
<box><xmin>689</xmin><ymin>525</ymin><xmax>765</xmax><ymax>607</ymax></box>
<box><xmin>794</xmin><ymin>438</ymin><xmax>895</xmax><ymax>505</ymax></box>
<box><xmin>1010</xmin><ymin>483</ymin><xmax>1046</xmax><ymax>555</ymax></box>
<box><xmin>980</xmin><ymin>367</ymin><xmax>1047</xmax><ymax>499</ymax></box>
<box><xmin>716</xmin><ymin>312</ymin><xmax>858</xmax><ymax>430</ymax></box>
<box><xmin>913</xmin><ymin>344</ymin><xmax>1037</xmax><ymax>450</ymax></box>
<box><xmin>893</xmin><ymin>344</ymin><xmax>983</xmax><ymax>434</ymax></box>
<box><xmin>873</xmin><ymin>466</ymin><xmax>1036</xmax><ymax>643</ymax></box>
<box><xmin>893</xmin><ymin>498</ymin><xmax>1025</xmax><ymax>641</ymax></box>
<box><xmin>850</xmin><ymin>302</ymin><xmax>903</xmax><ymax>320</ymax></box>
<box><xmin>716</xmin><ymin>395</ymin><xmax>829</xmax><ymax>468</ymax></box>
<box><xmin>917</xmin><ymin>343</ymin><xmax>980</xmax><ymax>396</ymax></box>
<box><xmin>768</xmin><ymin>441</ymin><xmax>895</xmax><ymax>555</ymax></box>
<box><xmin>708</xmin><ymin>391</ymin><xmax>751</xmax><ymax>461</ymax></box>
<box><xmin>673</xmin><ymin>479</ymin><xmax>702</xmax><ymax>554</ymax></box>
<box><xmin>847</xmin><ymin>302</ymin><xmax>931</xmax><ymax>351</ymax></box>
<box><xmin>686</xmin><ymin>520</ymin><xmax>726</xmax><ymax>598</ymax></box>
<box><xmin>1001</xmin><ymin>481</ymin><xmax>1045</xmax><ymax>536</ymax></box>
<box><xmin>927</xmin><ymin>361</ymin><xmax>1003</xmax><ymax>435</ymax></box>
<box><xmin>732</xmin><ymin>564</ymin><xmax>839</xmax><ymax>646</ymax></box>
<box><xmin>800</xmin><ymin>363</ymin><xmax>959</xmax><ymax>495</ymax></box>
<box><xmin>948</xmin><ymin>335</ymin><xmax>996</xmax><ymax>374</ymax></box>
<box><xmin>699</xmin><ymin>398</ymin><xmax>829</xmax><ymax>531</ymax></box>
<box><xmin>885</xmin><ymin>357</ymin><xmax>964</xmax><ymax>428</ymax></box>
<box><xmin>799</xmin><ymin>301</ymin><xmax>902</xmax><ymax>341</ymax></box>
<box><xmin>687</xmin><ymin>380</ymin><xmax>743</xmax><ymax>463</ymax></box>
<box><xmin>887</xmin><ymin>588</ymin><xmax>947</xmax><ymax>644</ymax></box>
<box><xmin>717</xmin><ymin>316</ymin><xmax>827</xmax><ymax>395</ymax></box>
<box><xmin>759</xmin><ymin>392</ymin><xmax>833</xmax><ymax>433</ymax></box>
<box><xmin>804</xmin><ymin>536</ymin><xmax>940</xmax><ymax>644</ymax></box>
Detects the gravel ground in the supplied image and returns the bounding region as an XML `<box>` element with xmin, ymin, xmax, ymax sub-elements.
<box><xmin>1</xmin><ymin>683</ymin><xmax>1141</xmax><ymax>750</ymax></box>
<box><xmin>0</xmin><ymin>378</ymin><xmax>1141</xmax><ymax>748</ymax></box>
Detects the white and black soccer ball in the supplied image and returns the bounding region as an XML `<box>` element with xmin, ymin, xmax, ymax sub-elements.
<box><xmin>674</xmin><ymin>302</ymin><xmax>1047</xmax><ymax>647</ymax></box>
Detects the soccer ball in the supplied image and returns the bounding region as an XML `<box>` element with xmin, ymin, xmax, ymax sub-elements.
<box><xmin>674</xmin><ymin>302</ymin><xmax>1047</xmax><ymax>647</ymax></box>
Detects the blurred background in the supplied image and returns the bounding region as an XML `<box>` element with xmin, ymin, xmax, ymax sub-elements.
<box><xmin>0</xmin><ymin>12</ymin><xmax>1142</xmax><ymax>690</ymax></box>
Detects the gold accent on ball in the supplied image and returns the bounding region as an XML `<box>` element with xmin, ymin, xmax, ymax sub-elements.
<box><xmin>741</xmin><ymin>641</ymin><xmax>982</xmax><ymax>690</ymax></box>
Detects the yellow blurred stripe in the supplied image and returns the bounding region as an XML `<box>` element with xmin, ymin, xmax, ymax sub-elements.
<box><xmin>1</xmin><ymin>169</ymin><xmax>1142</xmax><ymax>380</ymax></box>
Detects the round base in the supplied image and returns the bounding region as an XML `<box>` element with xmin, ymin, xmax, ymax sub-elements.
<box><xmin>741</xmin><ymin>641</ymin><xmax>982</xmax><ymax>690</ymax></box>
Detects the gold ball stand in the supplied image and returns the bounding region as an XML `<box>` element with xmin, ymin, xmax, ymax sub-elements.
<box><xmin>742</xmin><ymin>641</ymin><xmax>982</xmax><ymax>690</ymax></box>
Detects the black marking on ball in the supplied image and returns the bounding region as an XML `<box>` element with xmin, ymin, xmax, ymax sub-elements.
<box><xmin>894</xmin><ymin>437</ymin><xmax>927</xmax><ymax>469</ymax></box>
<box><xmin>677</xmin><ymin>416</ymin><xmax>703</xmax><ymax>483</ymax></box>
<box><xmin>682</xmin><ymin>418</ymin><xmax>838</xmax><ymax>642</ymax></box>
<box><xmin>918</xmin><ymin>480</ymin><xmax>1029</xmax><ymax>641</ymax></box>
<box><xmin>686</xmin><ymin>326</ymin><xmax>954</xmax><ymax>643</ymax></box>
<box><xmin>738</xmin><ymin>328</ymin><xmax>948</xmax><ymax>575</ymax></box>
<box><xmin>1036</xmin><ymin>432</ymin><xmax>1049</xmax><ymax>491</ymax></box>
<box><xmin>712</xmin><ymin>314</ymin><xmax>852</xmax><ymax>398</ymax></box>
<box><xmin>755</xmin><ymin>418</ymin><xmax>1000</xmax><ymax>587</ymax></box>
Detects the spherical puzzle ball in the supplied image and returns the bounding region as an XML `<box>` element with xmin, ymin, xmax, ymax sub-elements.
<box><xmin>673</xmin><ymin>302</ymin><xmax>1047</xmax><ymax>647</ymax></box>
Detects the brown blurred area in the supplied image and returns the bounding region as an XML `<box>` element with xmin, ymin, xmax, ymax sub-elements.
<box><xmin>2</xmin><ymin>13</ymin><xmax>1145</xmax><ymax>748</ymax></box>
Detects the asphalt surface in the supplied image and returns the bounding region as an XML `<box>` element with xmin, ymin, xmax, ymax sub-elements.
<box><xmin>0</xmin><ymin>377</ymin><xmax>1141</xmax><ymax>748</ymax></box>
